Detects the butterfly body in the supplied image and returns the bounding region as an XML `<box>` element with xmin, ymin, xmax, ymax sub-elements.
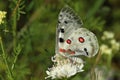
<box><xmin>56</xmin><ymin>6</ymin><xmax>99</xmax><ymax>60</ymax></box>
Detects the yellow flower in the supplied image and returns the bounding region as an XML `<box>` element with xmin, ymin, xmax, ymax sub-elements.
<box><xmin>0</xmin><ymin>11</ymin><xmax>7</xmax><ymax>25</ymax></box>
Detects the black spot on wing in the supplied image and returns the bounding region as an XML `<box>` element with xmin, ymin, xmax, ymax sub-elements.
<box><xmin>60</xmin><ymin>6</ymin><xmax>83</xmax><ymax>25</ymax></box>
<box><xmin>59</xmin><ymin>14</ymin><xmax>62</xmax><ymax>17</ymax></box>
<box><xmin>58</xmin><ymin>20</ymin><xmax>61</xmax><ymax>23</ymax></box>
<box><xmin>60</xmin><ymin>28</ymin><xmax>64</xmax><ymax>33</ymax></box>
<box><xmin>64</xmin><ymin>21</ymin><xmax>68</xmax><ymax>24</ymax></box>
<box><xmin>59</xmin><ymin>38</ymin><xmax>64</xmax><ymax>43</ymax></box>
<box><xmin>84</xmin><ymin>48</ymin><xmax>88</xmax><ymax>55</ymax></box>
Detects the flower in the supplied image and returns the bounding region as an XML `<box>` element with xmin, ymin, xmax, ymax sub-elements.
<box><xmin>101</xmin><ymin>31</ymin><xmax>119</xmax><ymax>55</ymax></box>
<box><xmin>110</xmin><ymin>39</ymin><xmax>120</xmax><ymax>51</ymax></box>
<box><xmin>45</xmin><ymin>54</ymin><xmax>84</xmax><ymax>79</ymax></box>
<box><xmin>101</xmin><ymin>31</ymin><xmax>114</xmax><ymax>40</ymax></box>
<box><xmin>0</xmin><ymin>11</ymin><xmax>7</xmax><ymax>25</ymax></box>
<box><xmin>100</xmin><ymin>44</ymin><xmax>112</xmax><ymax>55</ymax></box>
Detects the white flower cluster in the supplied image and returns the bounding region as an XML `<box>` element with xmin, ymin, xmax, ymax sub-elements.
<box><xmin>100</xmin><ymin>31</ymin><xmax>120</xmax><ymax>55</ymax></box>
<box><xmin>0</xmin><ymin>11</ymin><xmax>6</xmax><ymax>25</ymax></box>
<box><xmin>45</xmin><ymin>54</ymin><xmax>84</xmax><ymax>79</ymax></box>
<box><xmin>101</xmin><ymin>31</ymin><xmax>114</xmax><ymax>40</ymax></box>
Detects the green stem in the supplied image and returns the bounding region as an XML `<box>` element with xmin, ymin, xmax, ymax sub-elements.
<box><xmin>0</xmin><ymin>37</ymin><xmax>14</xmax><ymax>80</ymax></box>
<box><xmin>13</xmin><ymin>14</ymin><xmax>17</xmax><ymax>49</ymax></box>
<box><xmin>11</xmin><ymin>53</ymin><xmax>19</xmax><ymax>70</ymax></box>
<box><xmin>108</xmin><ymin>54</ymin><xmax>112</xmax><ymax>69</ymax></box>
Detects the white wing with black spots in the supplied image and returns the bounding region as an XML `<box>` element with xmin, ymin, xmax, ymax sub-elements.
<box><xmin>55</xmin><ymin>6</ymin><xmax>83</xmax><ymax>54</ymax></box>
<box><xmin>55</xmin><ymin>5</ymin><xmax>99</xmax><ymax>58</ymax></box>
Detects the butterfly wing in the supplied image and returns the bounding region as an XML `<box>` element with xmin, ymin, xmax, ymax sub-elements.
<box><xmin>64</xmin><ymin>28</ymin><xmax>99</xmax><ymax>57</ymax></box>
<box><xmin>55</xmin><ymin>6</ymin><xmax>99</xmax><ymax>58</ymax></box>
<box><xmin>55</xmin><ymin>5</ymin><xmax>83</xmax><ymax>55</ymax></box>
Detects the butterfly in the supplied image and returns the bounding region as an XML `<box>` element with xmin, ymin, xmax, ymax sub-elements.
<box><xmin>55</xmin><ymin>6</ymin><xmax>99</xmax><ymax>62</ymax></box>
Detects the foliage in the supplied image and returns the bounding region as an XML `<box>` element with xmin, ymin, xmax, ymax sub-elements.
<box><xmin>0</xmin><ymin>0</ymin><xmax>120</xmax><ymax>80</ymax></box>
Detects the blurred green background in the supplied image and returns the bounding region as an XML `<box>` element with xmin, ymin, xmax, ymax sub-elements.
<box><xmin>0</xmin><ymin>0</ymin><xmax>120</xmax><ymax>80</ymax></box>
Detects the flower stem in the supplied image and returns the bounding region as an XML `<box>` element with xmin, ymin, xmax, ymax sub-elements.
<box><xmin>13</xmin><ymin>14</ymin><xmax>17</xmax><ymax>49</ymax></box>
<box><xmin>107</xmin><ymin>54</ymin><xmax>112</xmax><ymax>69</ymax></box>
<box><xmin>0</xmin><ymin>37</ymin><xmax>14</xmax><ymax>80</ymax></box>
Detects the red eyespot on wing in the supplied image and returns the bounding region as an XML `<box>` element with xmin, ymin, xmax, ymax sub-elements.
<box><xmin>71</xmin><ymin>51</ymin><xmax>75</xmax><ymax>54</ymax></box>
<box><xmin>59</xmin><ymin>48</ymin><xmax>66</xmax><ymax>53</ymax></box>
<box><xmin>66</xmin><ymin>39</ymin><xmax>71</xmax><ymax>44</ymax></box>
<box><xmin>67</xmin><ymin>49</ymin><xmax>75</xmax><ymax>54</ymax></box>
<box><xmin>78</xmin><ymin>37</ymin><xmax>85</xmax><ymax>43</ymax></box>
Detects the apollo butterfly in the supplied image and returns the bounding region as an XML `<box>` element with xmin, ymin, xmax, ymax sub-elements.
<box><xmin>55</xmin><ymin>5</ymin><xmax>99</xmax><ymax>61</ymax></box>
